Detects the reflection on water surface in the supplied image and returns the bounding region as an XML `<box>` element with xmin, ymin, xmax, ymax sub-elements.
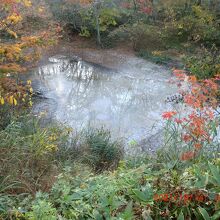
<box><xmin>29</xmin><ymin>54</ymin><xmax>176</xmax><ymax>148</ymax></box>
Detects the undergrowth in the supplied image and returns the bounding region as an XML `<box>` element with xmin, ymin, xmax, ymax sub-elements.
<box><xmin>1</xmin><ymin>63</ymin><xmax>220</xmax><ymax>220</ymax></box>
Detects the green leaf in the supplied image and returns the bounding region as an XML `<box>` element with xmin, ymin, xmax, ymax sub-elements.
<box><xmin>210</xmin><ymin>121</ymin><xmax>218</xmax><ymax>136</ymax></box>
<box><xmin>198</xmin><ymin>207</ymin><xmax>210</xmax><ymax>220</ymax></box>
<box><xmin>93</xmin><ymin>210</ymin><xmax>103</xmax><ymax>220</ymax></box>
<box><xmin>177</xmin><ymin>211</ymin><xmax>184</xmax><ymax>220</ymax></box>
<box><xmin>118</xmin><ymin>201</ymin><xmax>134</xmax><ymax>220</ymax></box>
<box><xmin>193</xmin><ymin>209</ymin><xmax>202</xmax><ymax>220</ymax></box>
<box><xmin>212</xmin><ymin>210</ymin><xmax>220</xmax><ymax>220</ymax></box>
<box><xmin>132</xmin><ymin>189</ymin><xmax>149</xmax><ymax>202</ymax></box>
<box><xmin>208</xmin><ymin>162</ymin><xmax>220</xmax><ymax>185</ymax></box>
<box><xmin>132</xmin><ymin>187</ymin><xmax>153</xmax><ymax>202</ymax></box>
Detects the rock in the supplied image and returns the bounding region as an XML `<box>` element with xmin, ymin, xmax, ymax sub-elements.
<box><xmin>49</xmin><ymin>55</ymin><xmax>67</xmax><ymax>63</ymax></box>
<box><xmin>69</xmin><ymin>55</ymin><xmax>82</xmax><ymax>63</ymax></box>
<box><xmin>165</xmin><ymin>93</ymin><xmax>185</xmax><ymax>104</ymax></box>
<box><xmin>138</xmin><ymin>130</ymin><xmax>164</xmax><ymax>153</ymax></box>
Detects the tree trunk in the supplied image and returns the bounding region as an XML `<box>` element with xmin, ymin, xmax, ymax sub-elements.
<box><xmin>95</xmin><ymin>9</ymin><xmax>101</xmax><ymax>47</ymax></box>
<box><xmin>94</xmin><ymin>0</ymin><xmax>102</xmax><ymax>47</ymax></box>
<box><xmin>133</xmin><ymin>0</ymin><xmax>137</xmax><ymax>13</ymax></box>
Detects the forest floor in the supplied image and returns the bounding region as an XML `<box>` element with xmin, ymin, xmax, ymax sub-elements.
<box><xmin>39</xmin><ymin>35</ymin><xmax>183</xmax><ymax>71</ymax></box>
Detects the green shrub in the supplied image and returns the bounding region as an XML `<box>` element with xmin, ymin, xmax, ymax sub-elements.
<box><xmin>162</xmin><ymin>5</ymin><xmax>220</xmax><ymax>47</ymax></box>
<box><xmin>184</xmin><ymin>45</ymin><xmax>220</xmax><ymax>79</ymax></box>
<box><xmin>22</xmin><ymin>15</ymin><xmax>49</xmax><ymax>31</ymax></box>
<box><xmin>7</xmin><ymin>157</ymin><xmax>218</xmax><ymax>220</ymax></box>
<box><xmin>48</xmin><ymin>0</ymin><xmax>121</xmax><ymax>42</ymax></box>
<box><xmin>111</xmin><ymin>22</ymin><xmax>165</xmax><ymax>51</ymax></box>
<box><xmin>26</xmin><ymin>198</ymin><xmax>57</xmax><ymax>220</ymax></box>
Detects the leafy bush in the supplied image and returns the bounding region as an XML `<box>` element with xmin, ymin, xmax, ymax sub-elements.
<box><xmin>48</xmin><ymin>0</ymin><xmax>121</xmax><ymax>43</ymax></box>
<box><xmin>48</xmin><ymin>0</ymin><xmax>82</xmax><ymax>33</ymax></box>
<box><xmin>2</xmin><ymin>156</ymin><xmax>219</xmax><ymax>219</ymax></box>
<box><xmin>110</xmin><ymin>22</ymin><xmax>165</xmax><ymax>51</ymax></box>
<box><xmin>22</xmin><ymin>15</ymin><xmax>49</xmax><ymax>31</ymax></box>
<box><xmin>184</xmin><ymin>45</ymin><xmax>220</xmax><ymax>79</ymax></box>
<box><xmin>161</xmin><ymin>5</ymin><xmax>220</xmax><ymax>46</ymax></box>
<box><xmin>25</xmin><ymin>198</ymin><xmax>57</xmax><ymax>220</ymax></box>
<box><xmin>132</xmin><ymin>24</ymin><xmax>165</xmax><ymax>51</ymax></box>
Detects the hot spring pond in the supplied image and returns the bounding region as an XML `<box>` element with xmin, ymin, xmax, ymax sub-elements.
<box><xmin>28</xmin><ymin>53</ymin><xmax>177</xmax><ymax>151</ymax></box>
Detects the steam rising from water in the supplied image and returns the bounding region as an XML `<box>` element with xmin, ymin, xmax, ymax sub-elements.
<box><xmin>29</xmin><ymin>54</ymin><xmax>176</xmax><ymax>150</ymax></box>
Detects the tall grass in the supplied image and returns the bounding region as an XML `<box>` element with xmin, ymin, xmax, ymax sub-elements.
<box><xmin>0</xmin><ymin>116</ymin><xmax>60</xmax><ymax>194</ymax></box>
<box><xmin>81</xmin><ymin>127</ymin><xmax>124</xmax><ymax>173</ymax></box>
<box><xmin>0</xmin><ymin>117</ymin><xmax>124</xmax><ymax>195</ymax></box>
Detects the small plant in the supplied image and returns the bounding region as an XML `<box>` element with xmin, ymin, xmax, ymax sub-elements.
<box><xmin>82</xmin><ymin>127</ymin><xmax>123</xmax><ymax>172</ymax></box>
<box><xmin>26</xmin><ymin>199</ymin><xmax>57</xmax><ymax>220</ymax></box>
<box><xmin>161</xmin><ymin>70</ymin><xmax>219</xmax><ymax>164</ymax></box>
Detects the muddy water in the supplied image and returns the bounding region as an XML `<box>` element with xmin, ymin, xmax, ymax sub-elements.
<box><xmin>29</xmin><ymin>52</ymin><xmax>177</xmax><ymax>151</ymax></box>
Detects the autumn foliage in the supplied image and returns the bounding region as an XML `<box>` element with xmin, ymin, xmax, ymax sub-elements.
<box><xmin>121</xmin><ymin>0</ymin><xmax>153</xmax><ymax>15</ymax></box>
<box><xmin>0</xmin><ymin>0</ymin><xmax>58</xmax><ymax>107</ymax></box>
<box><xmin>162</xmin><ymin>70</ymin><xmax>219</xmax><ymax>161</ymax></box>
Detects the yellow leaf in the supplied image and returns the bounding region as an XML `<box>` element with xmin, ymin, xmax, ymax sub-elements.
<box><xmin>7</xmin><ymin>13</ymin><xmax>22</xmax><ymax>24</ymax></box>
<box><xmin>0</xmin><ymin>97</ymin><xmax>4</xmax><ymax>105</ymax></box>
<box><xmin>7</xmin><ymin>30</ymin><xmax>18</xmax><ymax>38</ymax></box>
<box><xmin>13</xmin><ymin>98</ymin><xmax>17</xmax><ymax>106</ymax></box>
<box><xmin>23</xmin><ymin>0</ymin><xmax>32</xmax><ymax>7</ymax></box>
<box><xmin>38</xmin><ymin>7</ymin><xmax>44</xmax><ymax>13</ymax></box>
<box><xmin>9</xmin><ymin>96</ymin><xmax>14</xmax><ymax>105</ymax></box>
